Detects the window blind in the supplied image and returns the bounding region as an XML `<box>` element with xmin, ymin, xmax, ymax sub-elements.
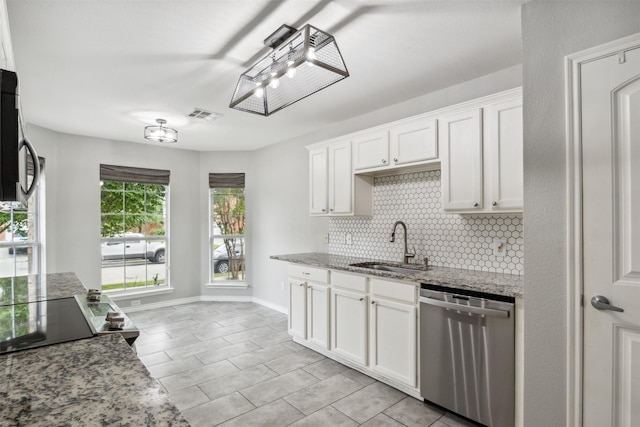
<box><xmin>100</xmin><ymin>164</ymin><xmax>170</xmax><ymax>185</ymax></box>
<box><xmin>209</xmin><ymin>173</ymin><xmax>245</xmax><ymax>189</ymax></box>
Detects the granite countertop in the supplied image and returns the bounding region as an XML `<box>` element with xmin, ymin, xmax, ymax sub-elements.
<box><xmin>271</xmin><ymin>252</ymin><xmax>523</xmax><ymax>298</ymax></box>
<box><xmin>0</xmin><ymin>272</ymin><xmax>87</xmax><ymax>306</ymax></box>
<box><xmin>0</xmin><ymin>334</ymin><xmax>188</xmax><ymax>426</ymax></box>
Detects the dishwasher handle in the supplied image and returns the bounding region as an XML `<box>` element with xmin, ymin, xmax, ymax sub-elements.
<box><xmin>419</xmin><ymin>296</ymin><xmax>510</xmax><ymax>318</ymax></box>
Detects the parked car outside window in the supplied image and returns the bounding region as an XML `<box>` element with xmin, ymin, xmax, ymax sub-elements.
<box><xmin>101</xmin><ymin>233</ymin><xmax>165</xmax><ymax>263</ymax></box>
<box><xmin>213</xmin><ymin>242</ymin><xmax>244</xmax><ymax>273</ymax></box>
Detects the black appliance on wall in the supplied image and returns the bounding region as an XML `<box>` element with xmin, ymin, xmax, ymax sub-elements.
<box><xmin>0</xmin><ymin>68</ymin><xmax>39</xmax><ymax>203</ymax></box>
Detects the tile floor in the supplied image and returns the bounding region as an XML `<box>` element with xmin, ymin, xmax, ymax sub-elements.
<box><xmin>129</xmin><ymin>301</ymin><xmax>478</xmax><ymax>427</ymax></box>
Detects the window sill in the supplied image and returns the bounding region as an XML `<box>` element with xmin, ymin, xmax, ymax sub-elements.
<box><xmin>205</xmin><ymin>282</ymin><xmax>249</xmax><ymax>290</ymax></box>
<box><xmin>107</xmin><ymin>286</ymin><xmax>174</xmax><ymax>301</ymax></box>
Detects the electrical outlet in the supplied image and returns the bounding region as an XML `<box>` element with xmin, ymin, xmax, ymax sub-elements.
<box><xmin>346</xmin><ymin>233</ymin><xmax>352</xmax><ymax>245</ymax></box>
<box><xmin>131</xmin><ymin>300</ymin><xmax>141</xmax><ymax>306</ymax></box>
<box><xmin>493</xmin><ymin>238</ymin><xmax>507</xmax><ymax>257</ymax></box>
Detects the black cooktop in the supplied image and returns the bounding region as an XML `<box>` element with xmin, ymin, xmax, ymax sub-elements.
<box><xmin>0</xmin><ymin>297</ymin><xmax>94</xmax><ymax>355</ymax></box>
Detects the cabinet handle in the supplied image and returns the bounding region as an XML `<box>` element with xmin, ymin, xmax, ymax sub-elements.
<box><xmin>473</xmin><ymin>203</ymin><xmax>479</xmax><ymax>207</ymax></box>
<box><xmin>492</xmin><ymin>201</ymin><xmax>498</xmax><ymax>206</ymax></box>
<box><xmin>302</xmin><ymin>272</ymin><xmax>310</xmax><ymax>275</ymax></box>
<box><xmin>381</xmin><ymin>159</ymin><xmax>387</xmax><ymax>164</ymax></box>
<box><xmin>359</xmin><ymin>297</ymin><xmax>364</xmax><ymax>301</ymax></box>
<box><xmin>299</xmin><ymin>283</ymin><xmax>304</xmax><ymax>287</ymax></box>
<box><xmin>371</xmin><ymin>300</ymin><xmax>376</xmax><ymax>305</ymax></box>
<box><xmin>321</xmin><ymin>208</ymin><xmax>326</xmax><ymax>212</ymax></box>
<box><xmin>393</xmin><ymin>158</ymin><xmax>398</xmax><ymax>163</ymax></box>
<box><xmin>330</xmin><ymin>208</ymin><xmax>334</xmax><ymax>212</ymax></box>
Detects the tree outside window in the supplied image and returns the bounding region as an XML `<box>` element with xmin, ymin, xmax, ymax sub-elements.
<box><xmin>210</xmin><ymin>173</ymin><xmax>245</xmax><ymax>282</ymax></box>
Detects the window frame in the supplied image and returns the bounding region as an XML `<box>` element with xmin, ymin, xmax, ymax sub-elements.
<box><xmin>0</xmin><ymin>162</ymin><xmax>43</xmax><ymax>279</ymax></box>
<box><xmin>208</xmin><ymin>179</ymin><xmax>247</xmax><ymax>289</ymax></box>
<box><xmin>99</xmin><ymin>172</ymin><xmax>170</xmax><ymax>296</ymax></box>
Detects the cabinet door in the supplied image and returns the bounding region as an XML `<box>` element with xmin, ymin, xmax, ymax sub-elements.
<box><xmin>390</xmin><ymin>118</ymin><xmax>438</xmax><ymax>166</ymax></box>
<box><xmin>328</xmin><ymin>140</ymin><xmax>352</xmax><ymax>214</ymax></box>
<box><xmin>486</xmin><ymin>98</ymin><xmax>523</xmax><ymax>211</ymax></box>
<box><xmin>440</xmin><ymin>109</ymin><xmax>483</xmax><ymax>211</ymax></box>
<box><xmin>306</xmin><ymin>283</ymin><xmax>330</xmax><ymax>349</ymax></box>
<box><xmin>331</xmin><ymin>287</ymin><xmax>368</xmax><ymax>366</ymax></box>
<box><xmin>370</xmin><ymin>298</ymin><xmax>417</xmax><ymax>387</ymax></box>
<box><xmin>288</xmin><ymin>280</ymin><xmax>307</xmax><ymax>339</ymax></box>
<box><xmin>353</xmin><ymin>131</ymin><xmax>389</xmax><ymax>170</ymax></box>
<box><xmin>308</xmin><ymin>147</ymin><xmax>328</xmax><ymax>214</ymax></box>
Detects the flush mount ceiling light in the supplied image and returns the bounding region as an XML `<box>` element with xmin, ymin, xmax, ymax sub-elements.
<box><xmin>144</xmin><ymin>118</ymin><xmax>178</xmax><ymax>143</ymax></box>
<box><xmin>229</xmin><ymin>24</ymin><xmax>349</xmax><ymax>116</ymax></box>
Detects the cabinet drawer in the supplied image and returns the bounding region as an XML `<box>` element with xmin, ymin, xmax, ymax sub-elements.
<box><xmin>371</xmin><ymin>278</ymin><xmax>417</xmax><ymax>304</ymax></box>
<box><xmin>331</xmin><ymin>271</ymin><xmax>368</xmax><ymax>293</ymax></box>
<box><xmin>288</xmin><ymin>264</ymin><xmax>329</xmax><ymax>283</ymax></box>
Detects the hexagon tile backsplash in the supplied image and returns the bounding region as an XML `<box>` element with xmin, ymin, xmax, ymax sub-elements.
<box><xmin>328</xmin><ymin>170</ymin><xmax>524</xmax><ymax>275</ymax></box>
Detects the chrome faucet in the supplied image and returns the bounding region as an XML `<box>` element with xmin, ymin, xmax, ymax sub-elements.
<box><xmin>390</xmin><ymin>220</ymin><xmax>415</xmax><ymax>264</ymax></box>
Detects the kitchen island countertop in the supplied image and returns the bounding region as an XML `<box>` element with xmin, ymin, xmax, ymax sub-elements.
<box><xmin>0</xmin><ymin>333</ymin><xmax>188</xmax><ymax>426</ymax></box>
<box><xmin>0</xmin><ymin>271</ymin><xmax>87</xmax><ymax>306</ymax></box>
<box><xmin>271</xmin><ymin>252</ymin><xmax>523</xmax><ymax>298</ymax></box>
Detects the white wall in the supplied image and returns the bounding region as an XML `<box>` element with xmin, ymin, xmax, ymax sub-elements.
<box><xmin>29</xmin><ymin>125</ymin><xmax>202</xmax><ymax>306</ymax></box>
<box><xmin>521</xmin><ymin>2</ymin><xmax>640</xmax><ymax>426</ymax></box>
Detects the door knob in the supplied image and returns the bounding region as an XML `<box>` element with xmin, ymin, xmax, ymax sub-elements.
<box><xmin>591</xmin><ymin>295</ymin><xmax>624</xmax><ymax>312</ymax></box>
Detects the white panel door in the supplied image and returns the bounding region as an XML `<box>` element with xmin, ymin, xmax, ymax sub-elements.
<box><xmin>331</xmin><ymin>287</ymin><xmax>367</xmax><ymax>366</ymax></box>
<box><xmin>581</xmin><ymin>45</ymin><xmax>640</xmax><ymax>427</ymax></box>
<box><xmin>328</xmin><ymin>140</ymin><xmax>352</xmax><ymax>214</ymax></box>
<box><xmin>486</xmin><ymin>98</ymin><xmax>523</xmax><ymax>211</ymax></box>
<box><xmin>352</xmin><ymin>131</ymin><xmax>389</xmax><ymax>170</ymax></box>
<box><xmin>288</xmin><ymin>280</ymin><xmax>307</xmax><ymax>340</ymax></box>
<box><xmin>440</xmin><ymin>109</ymin><xmax>483</xmax><ymax>211</ymax></box>
<box><xmin>306</xmin><ymin>283</ymin><xmax>330</xmax><ymax>349</ymax></box>
<box><xmin>369</xmin><ymin>297</ymin><xmax>417</xmax><ymax>387</ymax></box>
<box><xmin>390</xmin><ymin>118</ymin><xmax>438</xmax><ymax>166</ymax></box>
<box><xmin>308</xmin><ymin>147</ymin><xmax>328</xmax><ymax>214</ymax></box>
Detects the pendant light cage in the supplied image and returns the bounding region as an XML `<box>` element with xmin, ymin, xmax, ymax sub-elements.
<box><xmin>229</xmin><ymin>24</ymin><xmax>349</xmax><ymax>116</ymax></box>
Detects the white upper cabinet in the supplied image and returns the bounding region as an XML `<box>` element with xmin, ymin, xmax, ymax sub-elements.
<box><xmin>353</xmin><ymin>131</ymin><xmax>390</xmax><ymax>170</ymax></box>
<box><xmin>440</xmin><ymin>109</ymin><xmax>484</xmax><ymax>211</ymax></box>
<box><xmin>328</xmin><ymin>141</ymin><xmax>353</xmax><ymax>214</ymax></box>
<box><xmin>307</xmin><ymin>140</ymin><xmax>372</xmax><ymax>216</ymax></box>
<box><xmin>308</xmin><ymin>147</ymin><xmax>329</xmax><ymax>214</ymax></box>
<box><xmin>441</xmin><ymin>89</ymin><xmax>523</xmax><ymax>214</ymax></box>
<box><xmin>390</xmin><ymin>118</ymin><xmax>438</xmax><ymax>166</ymax></box>
<box><xmin>486</xmin><ymin>97</ymin><xmax>523</xmax><ymax>212</ymax></box>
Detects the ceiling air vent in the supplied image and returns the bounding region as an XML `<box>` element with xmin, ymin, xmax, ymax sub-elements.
<box><xmin>187</xmin><ymin>108</ymin><xmax>221</xmax><ymax>122</ymax></box>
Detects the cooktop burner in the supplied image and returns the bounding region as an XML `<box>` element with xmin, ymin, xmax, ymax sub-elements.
<box><xmin>0</xmin><ymin>297</ymin><xmax>94</xmax><ymax>355</ymax></box>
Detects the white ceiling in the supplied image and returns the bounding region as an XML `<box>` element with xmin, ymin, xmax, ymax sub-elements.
<box><xmin>6</xmin><ymin>0</ymin><xmax>522</xmax><ymax>152</ymax></box>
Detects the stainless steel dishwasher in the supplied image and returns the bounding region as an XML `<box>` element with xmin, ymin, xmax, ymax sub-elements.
<box><xmin>419</xmin><ymin>283</ymin><xmax>515</xmax><ymax>427</ymax></box>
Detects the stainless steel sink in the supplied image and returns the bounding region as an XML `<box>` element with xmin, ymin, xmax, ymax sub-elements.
<box><xmin>349</xmin><ymin>262</ymin><xmax>428</xmax><ymax>275</ymax></box>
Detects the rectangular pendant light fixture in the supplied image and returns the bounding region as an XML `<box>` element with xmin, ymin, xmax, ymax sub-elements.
<box><xmin>229</xmin><ymin>24</ymin><xmax>349</xmax><ymax>116</ymax></box>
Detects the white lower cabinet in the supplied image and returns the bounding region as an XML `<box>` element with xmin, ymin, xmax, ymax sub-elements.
<box><xmin>306</xmin><ymin>283</ymin><xmax>330</xmax><ymax>349</ymax></box>
<box><xmin>287</xmin><ymin>265</ymin><xmax>421</xmax><ymax>397</ymax></box>
<box><xmin>288</xmin><ymin>279</ymin><xmax>307</xmax><ymax>339</ymax></box>
<box><xmin>369</xmin><ymin>297</ymin><xmax>417</xmax><ymax>387</ymax></box>
<box><xmin>331</xmin><ymin>287</ymin><xmax>368</xmax><ymax>366</ymax></box>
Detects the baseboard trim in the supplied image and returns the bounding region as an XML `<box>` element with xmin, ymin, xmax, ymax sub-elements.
<box><xmin>122</xmin><ymin>294</ymin><xmax>288</xmax><ymax>315</ymax></box>
<box><xmin>123</xmin><ymin>296</ymin><xmax>201</xmax><ymax>313</ymax></box>
<box><xmin>252</xmin><ymin>297</ymin><xmax>287</xmax><ymax>314</ymax></box>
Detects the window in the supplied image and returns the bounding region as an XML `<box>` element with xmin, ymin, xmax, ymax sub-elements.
<box><xmin>100</xmin><ymin>164</ymin><xmax>169</xmax><ymax>292</ymax></box>
<box><xmin>0</xmin><ymin>158</ymin><xmax>44</xmax><ymax>278</ymax></box>
<box><xmin>210</xmin><ymin>173</ymin><xmax>245</xmax><ymax>283</ymax></box>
